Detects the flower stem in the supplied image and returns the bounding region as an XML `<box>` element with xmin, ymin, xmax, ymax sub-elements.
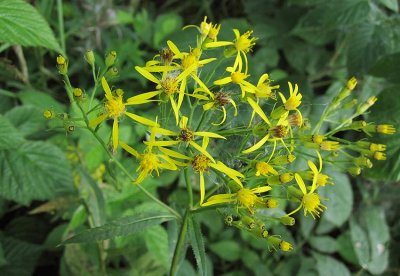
<box><xmin>170</xmin><ymin>210</ymin><xmax>190</xmax><ymax>276</ymax></box>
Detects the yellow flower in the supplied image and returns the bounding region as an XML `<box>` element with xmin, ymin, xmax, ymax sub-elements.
<box><xmin>306</xmin><ymin>151</ymin><xmax>332</xmax><ymax>187</ymax></box>
<box><xmin>89</xmin><ymin>77</ymin><xmax>159</xmax><ymax>151</ymax></box>
<box><xmin>320</xmin><ymin>141</ymin><xmax>340</xmax><ymax>151</ymax></box>
<box><xmin>376</xmin><ymin>124</ymin><xmax>396</xmax><ymax>135</ymax></box>
<box><xmin>120</xmin><ymin>141</ymin><xmax>179</xmax><ymax>184</ymax></box>
<box><xmin>214</xmin><ymin>67</ymin><xmax>258</xmax><ymax>98</ymax></box>
<box><xmin>202</xmin><ymin>185</ymin><xmax>272</xmax><ymax>213</ymax></box>
<box><xmin>373</xmin><ymin>151</ymin><xmax>386</xmax><ymax>160</ymax></box>
<box><xmin>255</xmin><ymin>162</ymin><xmax>278</xmax><ymax>176</ymax></box>
<box><xmin>144</xmin><ymin>116</ymin><xmax>225</xmax><ymax>162</ymax></box>
<box><xmin>201</xmin><ymin>91</ymin><xmax>238</xmax><ymax>125</ymax></box>
<box><xmin>288</xmin><ymin>173</ymin><xmax>327</xmax><ymax>219</ymax></box>
<box><xmin>191</xmin><ymin>154</ymin><xmax>244</xmax><ymax>205</ymax></box>
<box><xmin>267</xmin><ymin>236</ymin><xmax>293</xmax><ymax>252</ymax></box>
<box><xmin>184</xmin><ymin>16</ymin><xmax>221</xmax><ymax>45</ymax></box>
<box><xmin>206</xmin><ymin>29</ymin><xmax>257</xmax><ymax>74</ymax></box>
<box><xmin>254</xmin><ymin>74</ymin><xmax>279</xmax><ymax>100</ymax></box>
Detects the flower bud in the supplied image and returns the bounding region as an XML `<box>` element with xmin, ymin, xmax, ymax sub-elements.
<box><xmin>280</xmin><ymin>216</ymin><xmax>295</xmax><ymax>226</ymax></box>
<box><xmin>73</xmin><ymin>88</ymin><xmax>83</xmax><ymax>98</ymax></box>
<box><xmin>364</xmin><ymin>124</ymin><xmax>396</xmax><ymax>135</ymax></box>
<box><xmin>265</xmin><ymin>199</ymin><xmax>278</xmax><ymax>208</ymax></box>
<box><xmin>347</xmin><ymin>166</ymin><xmax>361</xmax><ymax>176</ymax></box>
<box><xmin>43</xmin><ymin>109</ymin><xmax>55</xmax><ymax>119</ymax></box>
<box><xmin>241</xmin><ymin>216</ymin><xmax>256</xmax><ymax>229</ymax></box>
<box><xmin>342</xmin><ymin>99</ymin><xmax>358</xmax><ymax>109</ymax></box>
<box><xmin>105</xmin><ymin>67</ymin><xmax>119</xmax><ymax>78</ymax></box>
<box><xmin>105</xmin><ymin>50</ymin><xmax>117</xmax><ymax>67</ymax></box>
<box><xmin>272</xmin><ymin>154</ymin><xmax>296</xmax><ymax>165</ymax></box>
<box><xmin>357</xmin><ymin>96</ymin><xmax>377</xmax><ymax>114</ymax></box>
<box><xmin>353</xmin><ymin>156</ymin><xmax>373</xmax><ymax>168</ymax></box>
<box><xmin>373</xmin><ymin>151</ymin><xmax>386</xmax><ymax>160</ymax></box>
<box><xmin>267</xmin><ymin>236</ymin><xmax>293</xmax><ymax>252</ymax></box>
<box><xmin>320</xmin><ymin>141</ymin><xmax>340</xmax><ymax>151</ymax></box>
<box><xmin>84</xmin><ymin>50</ymin><xmax>95</xmax><ymax>66</ymax></box>
<box><xmin>56</xmin><ymin>55</ymin><xmax>68</xmax><ymax>75</ymax></box>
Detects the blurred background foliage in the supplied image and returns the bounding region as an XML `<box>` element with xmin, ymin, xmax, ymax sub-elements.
<box><xmin>0</xmin><ymin>0</ymin><xmax>399</xmax><ymax>275</ymax></box>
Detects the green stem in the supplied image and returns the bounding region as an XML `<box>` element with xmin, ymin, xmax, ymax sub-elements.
<box><xmin>56</xmin><ymin>0</ymin><xmax>66</xmax><ymax>54</ymax></box>
<box><xmin>64</xmin><ymin>75</ymin><xmax>181</xmax><ymax>220</ymax></box>
<box><xmin>0</xmin><ymin>89</ymin><xmax>17</xmax><ymax>98</ymax></box>
<box><xmin>170</xmin><ymin>210</ymin><xmax>190</xmax><ymax>276</ymax></box>
<box><xmin>184</xmin><ymin>168</ymin><xmax>193</xmax><ymax>208</ymax></box>
<box><xmin>88</xmin><ymin>66</ymin><xmax>99</xmax><ymax>109</ymax></box>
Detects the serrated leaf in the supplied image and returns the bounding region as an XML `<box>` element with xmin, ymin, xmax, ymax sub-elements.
<box><xmin>62</xmin><ymin>211</ymin><xmax>176</xmax><ymax>244</ymax></box>
<box><xmin>378</xmin><ymin>0</ymin><xmax>399</xmax><ymax>12</ymax></box>
<box><xmin>0</xmin><ymin>141</ymin><xmax>74</xmax><ymax>205</ymax></box>
<box><xmin>347</xmin><ymin>22</ymin><xmax>391</xmax><ymax>75</ymax></box>
<box><xmin>153</xmin><ymin>13</ymin><xmax>182</xmax><ymax>47</ymax></box>
<box><xmin>365</xmin><ymin>86</ymin><xmax>400</xmax><ymax>181</ymax></box>
<box><xmin>319</xmin><ymin>171</ymin><xmax>353</xmax><ymax>227</ymax></box>
<box><xmin>18</xmin><ymin>90</ymin><xmax>65</xmax><ymax>112</ymax></box>
<box><xmin>350</xmin><ymin>219</ymin><xmax>370</xmax><ymax>267</ymax></box>
<box><xmin>0</xmin><ymin>115</ymin><xmax>25</xmax><ymax>150</ymax></box>
<box><xmin>336</xmin><ymin>231</ymin><xmax>359</xmax><ymax>265</ymax></box>
<box><xmin>189</xmin><ymin>216</ymin><xmax>207</xmax><ymax>276</ymax></box>
<box><xmin>209</xmin><ymin>240</ymin><xmax>240</xmax><ymax>261</ymax></box>
<box><xmin>0</xmin><ymin>0</ymin><xmax>62</xmax><ymax>53</ymax></box>
<box><xmin>0</xmin><ymin>236</ymin><xmax>42</xmax><ymax>276</ymax></box>
<box><xmin>144</xmin><ymin>225</ymin><xmax>169</xmax><ymax>269</ymax></box>
<box><xmin>369</xmin><ymin>52</ymin><xmax>400</xmax><ymax>83</ymax></box>
<box><xmin>313</xmin><ymin>253</ymin><xmax>351</xmax><ymax>276</ymax></box>
<box><xmin>5</xmin><ymin>105</ymin><xmax>46</xmax><ymax>137</ymax></box>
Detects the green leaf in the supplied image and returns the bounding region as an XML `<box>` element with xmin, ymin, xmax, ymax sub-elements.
<box><xmin>0</xmin><ymin>236</ymin><xmax>42</xmax><ymax>276</ymax></box>
<box><xmin>365</xmin><ymin>86</ymin><xmax>400</xmax><ymax>181</ymax></box>
<box><xmin>5</xmin><ymin>106</ymin><xmax>46</xmax><ymax>137</ymax></box>
<box><xmin>360</xmin><ymin>207</ymin><xmax>390</xmax><ymax>274</ymax></box>
<box><xmin>145</xmin><ymin>225</ymin><xmax>169</xmax><ymax>269</ymax></box>
<box><xmin>313</xmin><ymin>253</ymin><xmax>351</xmax><ymax>276</ymax></box>
<box><xmin>336</xmin><ymin>231</ymin><xmax>359</xmax><ymax>265</ymax></box>
<box><xmin>18</xmin><ymin>90</ymin><xmax>65</xmax><ymax>112</ymax></box>
<box><xmin>189</xmin><ymin>216</ymin><xmax>207</xmax><ymax>276</ymax></box>
<box><xmin>378</xmin><ymin>0</ymin><xmax>399</xmax><ymax>12</ymax></box>
<box><xmin>309</xmin><ymin>236</ymin><xmax>337</xmax><ymax>253</ymax></box>
<box><xmin>319</xmin><ymin>171</ymin><xmax>353</xmax><ymax>227</ymax></box>
<box><xmin>153</xmin><ymin>13</ymin><xmax>183</xmax><ymax>47</ymax></box>
<box><xmin>0</xmin><ymin>115</ymin><xmax>25</xmax><ymax>150</ymax></box>
<box><xmin>77</xmin><ymin>169</ymin><xmax>106</xmax><ymax>227</ymax></box>
<box><xmin>209</xmin><ymin>240</ymin><xmax>241</xmax><ymax>261</ymax></box>
<box><xmin>0</xmin><ymin>141</ymin><xmax>74</xmax><ymax>205</ymax></box>
<box><xmin>347</xmin><ymin>22</ymin><xmax>391</xmax><ymax>75</ymax></box>
<box><xmin>350</xmin><ymin>219</ymin><xmax>370</xmax><ymax>267</ymax></box>
<box><xmin>0</xmin><ymin>0</ymin><xmax>62</xmax><ymax>53</ymax></box>
<box><xmin>62</xmin><ymin>211</ymin><xmax>176</xmax><ymax>244</ymax></box>
<box><xmin>369</xmin><ymin>52</ymin><xmax>400</xmax><ymax>83</ymax></box>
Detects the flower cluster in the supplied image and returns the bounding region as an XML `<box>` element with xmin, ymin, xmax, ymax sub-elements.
<box><xmin>51</xmin><ymin>17</ymin><xmax>395</xmax><ymax>253</ymax></box>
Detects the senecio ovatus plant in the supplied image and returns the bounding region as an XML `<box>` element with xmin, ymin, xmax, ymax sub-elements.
<box><xmin>48</xmin><ymin>17</ymin><xmax>395</xmax><ymax>256</ymax></box>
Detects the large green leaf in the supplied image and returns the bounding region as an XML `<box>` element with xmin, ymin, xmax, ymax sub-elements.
<box><xmin>209</xmin><ymin>240</ymin><xmax>241</xmax><ymax>261</ymax></box>
<box><xmin>319</xmin><ymin>171</ymin><xmax>353</xmax><ymax>227</ymax></box>
<box><xmin>365</xmin><ymin>86</ymin><xmax>400</xmax><ymax>181</ymax></box>
<box><xmin>350</xmin><ymin>219</ymin><xmax>370</xmax><ymax>267</ymax></box>
<box><xmin>62</xmin><ymin>211</ymin><xmax>176</xmax><ymax>244</ymax></box>
<box><xmin>0</xmin><ymin>115</ymin><xmax>25</xmax><ymax>150</ymax></box>
<box><xmin>5</xmin><ymin>105</ymin><xmax>46</xmax><ymax>138</ymax></box>
<box><xmin>189</xmin><ymin>216</ymin><xmax>207</xmax><ymax>276</ymax></box>
<box><xmin>313</xmin><ymin>253</ymin><xmax>351</xmax><ymax>276</ymax></box>
<box><xmin>145</xmin><ymin>225</ymin><xmax>169</xmax><ymax>269</ymax></box>
<box><xmin>0</xmin><ymin>0</ymin><xmax>62</xmax><ymax>53</ymax></box>
<box><xmin>347</xmin><ymin>22</ymin><xmax>391</xmax><ymax>75</ymax></box>
<box><xmin>0</xmin><ymin>141</ymin><xmax>74</xmax><ymax>205</ymax></box>
<box><xmin>369</xmin><ymin>52</ymin><xmax>400</xmax><ymax>83</ymax></box>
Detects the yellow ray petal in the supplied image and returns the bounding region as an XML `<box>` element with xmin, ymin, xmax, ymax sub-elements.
<box><xmin>294</xmin><ymin>173</ymin><xmax>307</xmax><ymax>195</ymax></box>
<box><xmin>101</xmin><ymin>77</ymin><xmax>113</xmax><ymax>101</ymax></box>
<box><xmin>205</xmin><ymin>41</ymin><xmax>233</xmax><ymax>48</ymax></box>
<box><xmin>144</xmin><ymin>140</ymin><xmax>180</xmax><ymax>147</ymax></box>
<box><xmin>199</xmin><ymin>58</ymin><xmax>217</xmax><ymax>65</ymax></box>
<box><xmin>229</xmin><ymin>99</ymin><xmax>238</xmax><ymax>116</ymax></box>
<box><xmin>126</xmin><ymin>91</ymin><xmax>161</xmax><ymax>104</ymax></box>
<box><xmin>242</xmin><ymin>134</ymin><xmax>270</xmax><ymax>154</ymax></box>
<box><xmin>112</xmin><ymin>119</ymin><xmax>119</xmax><ymax>150</ymax></box>
<box><xmin>251</xmin><ymin>186</ymin><xmax>272</xmax><ymax>194</ymax></box>
<box><xmin>135</xmin><ymin>66</ymin><xmax>160</xmax><ymax>84</ymax></box>
<box><xmin>120</xmin><ymin>141</ymin><xmax>140</xmax><ymax>158</ymax></box>
<box><xmin>210</xmin><ymin>161</ymin><xmax>244</xmax><ymax>178</ymax></box>
<box><xmin>191</xmin><ymin>74</ymin><xmax>212</xmax><ymax>96</ymax></box>
<box><xmin>189</xmin><ymin>141</ymin><xmax>215</xmax><ymax>163</ymax></box>
<box><xmin>144</xmin><ymin>65</ymin><xmax>177</xmax><ymax>72</ymax></box>
<box><xmin>179</xmin><ymin>116</ymin><xmax>188</xmax><ymax>129</ymax></box>
<box><xmin>212</xmin><ymin>107</ymin><xmax>226</xmax><ymax>126</ymax></box>
<box><xmin>233</xmin><ymin>29</ymin><xmax>240</xmax><ymax>39</ymax></box>
<box><xmin>247</xmin><ymin>97</ymin><xmax>271</xmax><ymax>125</ymax></box>
<box><xmin>177</xmin><ymin>78</ymin><xmax>186</xmax><ymax>111</ymax></box>
<box><xmin>89</xmin><ymin>113</ymin><xmax>108</xmax><ymax>128</ymax></box>
<box><xmin>158</xmin><ymin>146</ymin><xmax>191</xmax><ymax>160</ymax></box>
<box><xmin>203</xmin><ymin>102</ymin><xmax>215</xmax><ymax>110</ymax></box>
<box><xmin>202</xmin><ymin>136</ymin><xmax>209</xmax><ymax>149</ymax></box>
<box><xmin>170</xmin><ymin>96</ymin><xmax>180</xmax><ymax>125</ymax></box>
<box><xmin>199</xmin><ymin>172</ymin><xmax>205</xmax><ymax>205</ymax></box>
<box><xmin>202</xmin><ymin>194</ymin><xmax>236</xmax><ymax>206</ymax></box>
<box><xmin>153</xmin><ymin>126</ymin><xmax>178</xmax><ymax>136</ymax></box>
<box><xmin>125</xmin><ymin>112</ymin><xmax>159</xmax><ymax>127</ymax></box>
<box><xmin>167</xmin><ymin>40</ymin><xmax>181</xmax><ymax>56</ymax></box>
<box><xmin>193</xmin><ymin>131</ymin><xmax>226</xmax><ymax>139</ymax></box>
<box><xmin>214</xmin><ymin>77</ymin><xmax>232</xmax><ymax>86</ymax></box>
<box><xmin>278</xmin><ymin>92</ymin><xmax>287</xmax><ymax>104</ymax></box>
<box><xmin>257</xmin><ymin>74</ymin><xmax>269</xmax><ymax>87</ymax></box>
<box><xmin>308</xmin><ymin>160</ymin><xmax>319</xmax><ymax>175</ymax></box>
